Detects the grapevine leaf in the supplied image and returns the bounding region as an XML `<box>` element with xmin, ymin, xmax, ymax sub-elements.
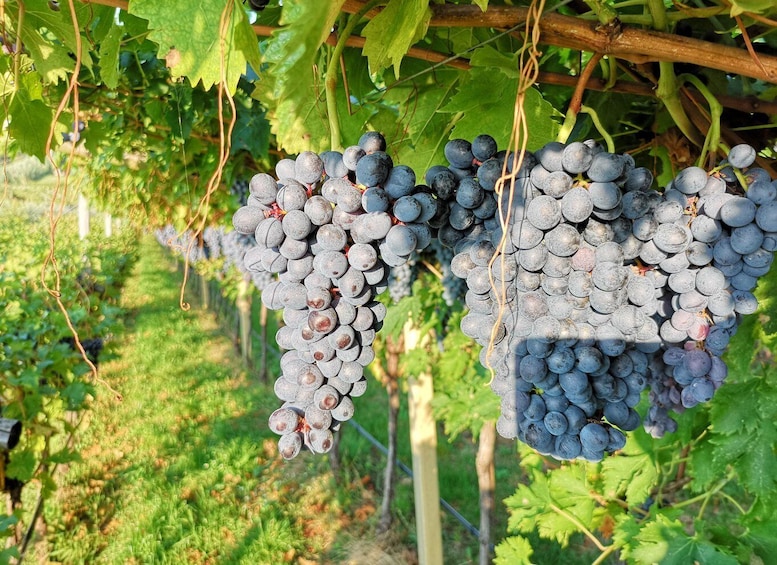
<box><xmin>383</xmin><ymin>295</ymin><xmax>418</xmax><ymax>339</ymax></box>
<box><xmin>257</xmin><ymin>1</ymin><xmax>344</xmax><ymax>152</ymax></box>
<box><xmin>736</xmin><ymin>427</ymin><xmax>777</xmax><ymax>495</ymax></box>
<box><xmin>7</xmin><ymin>72</ymin><xmax>54</xmax><ymax>160</ymax></box>
<box><xmin>548</xmin><ymin>465</ymin><xmax>598</xmax><ymax>532</ymax></box>
<box><xmin>7</xmin><ymin>449</ymin><xmax>37</xmax><ymax>483</ymax></box>
<box><xmin>433</xmin><ymin>311</ymin><xmax>499</xmax><ymax>437</ymax></box>
<box><xmin>401</xmin><ymin>347</ymin><xmax>432</xmax><ymax>377</ymax></box>
<box><xmin>505</xmin><ymin>465</ymin><xmax>597</xmax><ymax>546</ymax></box>
<box><xmin>601</xmin><ymin>449</ymin><xmax>658</xmax><ymax>506</ymax></box>
<box><xmin>262</xmin><ymin>0</ymin><xmax>344</xmax><ymax>90</ymax></box>
<box><xmin>708</xmin><ymin>379</ymin><xmax>760</xmax><ymax>436</ymax></box>
<box><xmin>0</xmin><ymin>514</ymin><xmax>18</xmax><ymax>533</ymax></box>
<box><xmin>610</xmin><ymin>513</ymin><xmax>642</xmax><ymax>562</ymax></box>
<box><xmin>340</xmin><ymin>49</ymin><xmax>381</xmax><ymax>102</ymax></box>
<box><xmin>472</xmin><ymin>0</ymin><xmax>490</xmax><ymax>11</ymax></box>
<box><xmin>738</xmin><ymin>521</ymin><xmax>777</xmax><ymax>562</ymax></box>
<box><xmin>21</xmin><ymin>0</ymin><xmax>97</xmax><ymax>70</ymax></box>
<box><xmin>99</xmin><ymin>24</ymin><xmax>125</xmax><ymax>89</ymax></box>
<box><xmin>688</xmin><ymin>438</ymin><xmax>720</xmax><ymax>492</ymax></box>
<box><xmin>361</xmin><ymin>0</ymin><xmax>432</xmax><ymax>77</ymax></box>
<box><xmin>231</xmin><ymin>97</ymin><xmax>270</xmax><ymax>157</ymax></box>
<box><xmin>494</xmin><ymin>535</ymin><xmax>533</xmax><ymax>565</ymax></box>
<box><xmin>129</xmin><ymin>0</ymin><xmax>260</xmax><ymax>92</ymax></box>
<box><xmin>631</xmin><ymin>514</ymin><xmax>738</xmax><ymax>565</ymax></box>
<box><xmin>21</xmin><ymin>27</ymin><xmax>73</xmax><ymax>84</ymax></box>
<box><xmin>384</xmin><ymin>67</ymin><xmax>461</xmax><ymax>175</ymax></box>
<box><xmin>468</xmin><ymin>46</ymin><xmax>520</xmax><ymax>77</ymax></box>
<box><xmin>440</xmin><ymin>46</ymin><xmax>560</xmax><ymax>150</ymax></box>
<box><xmin>258</xmin><ymin>78</ymin><xmax>331</xmax><ymax>154</ymax></box>
<box><xmin>705</xmin><ymin>370</ymin><xmax>777</xmax><ymax>497</ymax></box>
<box><xmin>336</xmin><ymin>82</ymin><xmax>379</xmax><ymax>149</ymax></box>
<box><xmin>62</xmin><ymin>381</ymin><xmax>91</xmax><ymax>410</ymax></box>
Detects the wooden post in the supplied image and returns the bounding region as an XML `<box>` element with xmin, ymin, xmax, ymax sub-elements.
<box><xmin>78</xmin><ymin>194</ymin><xmax>90</xmax><ymax>240</ymax></box>
<box><xmin>476</xmin><ymin>421</ymin><xmax>497</xmax><ymax>565</ymax></box>
<box><xmin>236</xmin><ymin>276</ymin><xmax>253</xmax><ymax>367</ymax></box>
<box><xmin>200</xmin><ymin>271</ymin><xmax>210</xmax><ymax>310</ymax></box>
<box><xmin>405</xmin><ymin>322</ymin><xmax>443</xmax><ymax>565</ymax></box>
<box><xmin>259</xmin><ymin>302</ymin><xmax>268</xmax><ymax>382</ymax></box>
<box><xmin>104</xmin><ymin>213</ymin><xmax>112</xmax><ymax>237</ymax></box>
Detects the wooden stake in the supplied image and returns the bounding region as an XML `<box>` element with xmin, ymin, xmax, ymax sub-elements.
<box><xmin>405</xmin><ymin>322</ymin><xmax>443</xmax><ymax>565</ymax></box>
<box><xmin>236</xmin><ymin>276</ymin><xmax>252</xmax><ymax>367</ymax></box>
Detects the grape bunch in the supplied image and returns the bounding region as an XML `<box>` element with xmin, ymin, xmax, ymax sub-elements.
<box><xmin>155</xmin><ymin>226</ymin><xmax>208</xmax><ymax>262</ymax></box>
<box><xmin>443</xmin><ymin>138</ymin><xmax>654</xmax><ymax>460</ymax></box>
<box><xmin>441</xmin><ymin>136</ymin><xmax>775</xmax><ymax>460</ymax></box>
<box><xmin>232</xmin><ymin>132</ymin><xmax>432</xmax><ymax>459</ymax></box>
<box><xmin>642</xmin><ymin>147</ymin><xmax>776</xmax><ymax>436</ymax></box>
<box><xmin>155</xmin><ymin>224</ymin><xmax>274</xmax><ymax>290</ymax></box>
<box><xmin>202</xmin><ymin>226</ymin><xmax>223</xmax><ymax>260</ymax></box>
<box><xmin>230</xmin><ymin>179</ymin><xmax>250</xmax><ymax>206</ymax></box>
<box><xmin>429</xmin><ymin>239</ymin><xmax>466</xmax><ymax>306</ymax></box>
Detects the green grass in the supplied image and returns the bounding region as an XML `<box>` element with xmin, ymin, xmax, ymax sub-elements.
<box><xmin>42</xmin><ymin>236</ymin><xmax>601</xmax><ymax>564</ymax></box>
<box><xmin>42</xmin><ymin>238</ymin><xmax>393</xmax><ymax>564</ymax></box>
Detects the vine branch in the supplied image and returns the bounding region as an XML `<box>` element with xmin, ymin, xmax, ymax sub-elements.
<box><xmin>341</xmin><ymin>0</ymin><xmax>777</xmax><ymax>82</ymax></box>
<box><xmin>247</xmin><ymin>24</ymin><xmax>777</xmax><ymax>116</ymax></box>
<box><xmin>78</xmin><ymin>0</ymin><xmax>777</xmax><ymax>109</ymax></box>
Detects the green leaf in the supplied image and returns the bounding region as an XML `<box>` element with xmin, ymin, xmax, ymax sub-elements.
<box><xmin>8</xmin><ymin>72</ymin><xmax>54</xmax><ymax>160</ymax></box>
<box><xmin>129</xmin><ymin>0</ymin><xmax>261</xmax><ymax>92</ymax></box>
<box><xmin>231</xmin><ymin>97</ymin><xmax>270</xmax><ymax>157</ymax></box>
<box><xmin>601</xmin><ymin>449</ymin><xmax>658</xmax><ymax>506</ymax></box>
<box><xmin>705</xmin><ymin>374</ymin><xmax>777</xmax><ymax>497</ymax></box>
<box><xmin>440</xmin><ymin>46</ymin><xmax>560</xmax><ymax>150</ymax></box>
<box><xmin>739</xmin><ymin>521</ymin><xmax>777</xmax><ymax>563</ymax></box>
<box><xmin>21</xmin><ymin>27</ymin><xmax>74</xmax><ymax>84</ymax></box>
<box><xmin>0</xmin><ymin>514</ymin><xmax>19</xmax><ymax>534</ymax></box>
<box><xmin>610</xmin><ymin>513</ymin><xmax>642</xmax><ymax>562</ymax></box>
<box><xmin>688</xmin><ymin>438</ymin><xmax>720</xmax><ymax>493</ymax></box>
<box><xmin>505</xmin><ymin>465</ymin><xmax>597</xmax><ymax>546</ymax></box>
<box><xmin>383</xmin><ymin>295</ymin><xmax>418</xmax><ymax>339</ymax></box>
<box><xmin>7</xmin><ymin>449</ymin><xmax>38</xmax><ymax>483</ymax></box>
<box><xmin>631</xmin><ymin>514</ymin><xmax>738</xmax><ymax>565</ymax></box>
<box><xmin>362</xmin><ymin>0</ymin><xmax>432</xmax><ymax>78</ymax></box>
<box><xmin>494</xmin><ymin>535</ymin><xmax>533</xmax><ymax>565</ymax></box>
<box><xmin>99</xmin><ymin>24</ymin><xmax>124</xmax><ymax>89</ymax></box>
<box><xmin>257</xmin><ymin>1</ymin><xmax>345</xmax><ymax>152</ymax></box>
<box><xmin>385</xmin><ymin>68</ymin><xmax>460</xmax><ymax>175</ymax></box>
<box><xmin>472</xmin><ymin>0</ymin><xmax>490</xmax><ymax>11</ymax></box>
<box><xmin>433</xmin><ymin>313</ymin><xmax>499</xmax><ymax>437</ymax></box>
<box><xmin>22</xmin><ymin>0</ymin><xmax>96</xmax><ymax>70</ymax></box>
<box><xmin>468</xmin><ymin>46</ymin><xmax>519</xmax><ymax>77</ymax></box>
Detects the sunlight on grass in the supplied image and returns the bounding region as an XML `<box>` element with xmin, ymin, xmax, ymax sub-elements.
<box><xmin>42</xmin><ymin>238</ymin><xmax>369</xmax><ymax>563</ymax></box>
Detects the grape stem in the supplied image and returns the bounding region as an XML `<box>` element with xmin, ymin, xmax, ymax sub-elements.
<box><xmin>657</xmin><ymin>67</ymin><xmax>703</xmax><ymax>144</ymax></box>
<box><xmin>325</xmin><ymin>0</ymin><xmax>383</xmax><ymax>151</ymax></box>
<box><xmin>645</xmin><ymin>0</ymin><xmax>703</xmax><ymax>148</ymax></box>
<box><xmin>677</xmin><ymin>73</ymin><xmax>725</xmax><ymax>168</ymax></box>
<box><xmin>582</xmin><ymin>0</ymin><xmax>619</xmax><ymax>26</ymax></box>
<box><xmin>557</xmin><ymin>52</ymin><xmax>604</xmax><ymax>143</ymax></box>
<box><xmin>581</xmin><ymin>105</ymin><xmax>615</xmax><ymax>153</ymax></box>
